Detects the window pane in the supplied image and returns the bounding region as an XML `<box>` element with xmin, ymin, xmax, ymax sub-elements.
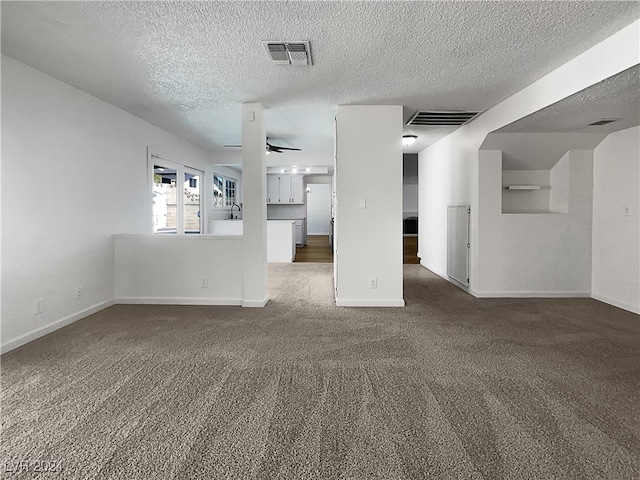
<box><xmin>184</xmin><ymin>173</ymin><xmax>201</xmax><ymax>234</ymax></box>
<box><xmin>213</xmin><ymin>175</ymin><xmax>224</xmax><ymax>207</ymax></box>
<box><xmin>152</xmin><ymin>165</ymin><xmax>177</xmax><ymax>234</ymax></box>
<box><xmin>225</xmin><ymin>179</ymin><xmax>236</xmax><ymax>206</ymax></box>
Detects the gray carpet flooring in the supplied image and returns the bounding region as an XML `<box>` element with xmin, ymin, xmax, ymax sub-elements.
<box><xmin>1</xmin><ymin>264</ymin><xmax>639</xmax><ymax>479</ymax></box>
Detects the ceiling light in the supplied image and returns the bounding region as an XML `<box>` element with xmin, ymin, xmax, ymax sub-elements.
<box><xmin>402</xmin><ymin>135</ymin><xmax>418</xmax><ymax>146</ymax></box>
<box><xmin>280</xmin><ymin>169</ymin><xmax>285</xmax><ymax>173</ymax></box>
<box><xmin>305</xmin><ymin>168</ymin><xmax>310</xmax><ymax>172</ymax></box>
<box><xmin>292</xmin><ymin>167</ymin><xmax>298</xmax><ymax>173</ymax></box>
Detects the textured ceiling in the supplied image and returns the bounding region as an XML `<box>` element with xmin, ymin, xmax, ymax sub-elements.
<box><xmin>2</xmin><ymin>1</ymin><xmax>639</xmax><ymax>162</ymax></box>
<box><xmin>495</xmin><ymin>65</ymin><xmax>640</xmax><ymax>134</ymax></box>
<box><xmin>487</xmin><ymin>65</ymin><xmax>639</xmax><ymax>170</ymax></box>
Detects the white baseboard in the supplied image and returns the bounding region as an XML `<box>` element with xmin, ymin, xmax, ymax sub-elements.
<box><xmin>1</xmin><ymin>300</ymin><xmax>114</xmax><ymax>354</ymax></box>
<box><xmin>417</xmin><ymin>261</ymin><xmax>596</xmax><ymax>301</ymax></box>
<box><xmin>469</xmin><ymin>290</ymin><xmax>591</xmax><ymax>298</ymax></box>
<box><xmin>417</xmin><ymin>261</ymin><xmax>471</xmax><ymax>291</ymax></box>
<box><xmin>336</xmin><ymin>298</ymin><xmax>405</xmax><ymax>307</ymax></box>
<box><xmin>591</xmin><ymin>294</ymin><xmax>640</xmax><ymax>314</ymax></box>
<box><xmin>419</xmin><ymin>260</ymin><xmax>447</xmax><ymax>280</ymax></box>
<box><xmin>116</xmin><ymin>297</ymin><xmax>243</xmax><ymax>306</ymax></box>
<box><xmin>242</xmin><ymin>295</ymin><xmax>270</xmax><ymax>307</ymax></box>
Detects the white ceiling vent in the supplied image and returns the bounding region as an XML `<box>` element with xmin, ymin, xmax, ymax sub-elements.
<box><xmin>407</xmin><ymin>110</ymin><xmax>482</xmax><ymax>126</ymax></box>
<box><xmin>263</xmin><ymin>41</ymin><xmax>312</xmax><ymax>66</ymax></box>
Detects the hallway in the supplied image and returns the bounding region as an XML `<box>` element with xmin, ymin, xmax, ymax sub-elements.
<box><xmin>294</xmin><ymin>235</ymin><xmax>333</xmax><ymax>263</ymax></box>
<box><xmin>295</xmin><ymin>235</ymin><xmax>420</xmax><ymax>264</ymax></box>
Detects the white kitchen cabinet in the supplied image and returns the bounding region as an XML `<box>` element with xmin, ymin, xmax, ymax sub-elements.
<box><xmin>267</xmin><ymin>175</ymin><xmax>280</xmax><ymax>204</ymax></box>
<box><xmin>267</xmin><ymin>175</ymin><xmax>304</xmax><ymax>204</ymax></box>
<box><xmin>290</xmin><ymin>175</ymin><xmax>304</xmax><ymax>204</ymax></box>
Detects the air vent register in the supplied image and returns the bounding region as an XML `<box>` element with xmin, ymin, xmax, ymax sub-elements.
<box><xmin>263</xmin><ymin>41</ymin><xmax>312</xmax><ymax>66</ymax></box>
<box><xmin>407</xmin><ymin>110</ymin><xmax>482</xmax><ymax>126</ymax></box>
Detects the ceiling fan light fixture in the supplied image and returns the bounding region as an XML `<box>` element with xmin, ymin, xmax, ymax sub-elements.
<box><xmin>402</xmin><ymin>135</ymin><xmax>418</xmax><ymax>146</ymax></box>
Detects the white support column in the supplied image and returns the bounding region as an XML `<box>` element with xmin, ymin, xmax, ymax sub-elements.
<box><xmin>241</xmin><ymin>103</ymin><xmax>269</xmax><ymax>307</ymax></box>
<box><xmin>335</xmin><ymin>105</ymin><xmax>404</xmax><ymax>306</ymax></box>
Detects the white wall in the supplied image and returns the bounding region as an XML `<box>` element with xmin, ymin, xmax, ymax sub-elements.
<box><xmin>418</xmin><ymin>137</ymin><xmax>476</xmax><ymax>277</ymax></box>
<box><xmin>502</xmin><ymin>170</ymin><xmax>551</xmax><ymax>214</ymax></box>
<box><xmin>1</xmin><ymin>55</ymin><xmax>212</xmax><ymax>352</ymax></box>
<box><xmin>306</xmin><ymin>183</ymin><xmax>332</xmax><ymax>234</ymax></box>
<box><xmin>481</xmin><ymin>132</ymin><xmax>606</xmax><ymax>170</ymax></box>
<box><xmin>403</xmin><ymin>185</ymin><xmax>419</xmax><ymax>214</ymax></box>
<box><xmin>114</xmin><ymin>236</ymin><xmax>243</xmax><ymax>304</ymax></box>
<box><xmin>418</xmin><ymin>20</ymin><xmax>639</xmax><ymax>294</ymax></box>
<box><xmin>550</xmin><ymin>152</ymin><xmax>570</xmax><ymax>214</ymax></box>
<box><xmin>477</xmin><ymin>150</ymin><xmax>593</xmax><ymax>296</ymax></box>
<box><xmin>592</xmin><ymin>126</ymin><xmax>640</xmax><ymax>313</ymax></box>
<box><xmin>335</xmin><ymin>105</ymin><xmax>404</xmax><ymax>306</ymax></box>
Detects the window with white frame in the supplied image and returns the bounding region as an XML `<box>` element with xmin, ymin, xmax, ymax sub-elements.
<box><xmin>150</xmin><ymin>153</ymin><xmax>203</xmax><ymax>234</ymax></box>
<box><xmin>213</xmin><ymin>174</ymin><xmax>237</xmax><ymax>207</ymax></box>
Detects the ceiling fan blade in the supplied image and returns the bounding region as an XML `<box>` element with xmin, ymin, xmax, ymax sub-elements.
<box><xmin>226</xmin><ymin>140</ymin><xmax>300</xmax><ymax>152</ymax></box>
<box><xmin>272</xmin><ymin>146</ymin><xmax>301</xmax><ymax>151</ymax></box>
<box><xmin>267</xmin><ymin>141</ymin><xmax>301</xmax><ymax>152</ymax></box>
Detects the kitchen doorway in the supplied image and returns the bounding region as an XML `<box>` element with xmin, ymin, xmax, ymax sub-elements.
<box><xmin>403</xmin><ymin>154</ymin><xmax>420</xmax><ymax>264</ymax></box>
<box><xmin>296</xmin><ymin>183</ymin><xmax>333</xmax><ymax>263</ymax></box>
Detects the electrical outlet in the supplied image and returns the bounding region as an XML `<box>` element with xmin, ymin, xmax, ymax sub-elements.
<box><xmin>369</xmin><ymin>278</ymin><xmax>377</xmax><ymax>289</ymax></box>
<box><xmin>200</xmin><ymin>277</ymin><xmax>208</xmax><ymax>288</ymax></box>
<box><xmin>34</xmin><ymin>298</ymin><xmax>43</xmax><ymax>315</ymax></box>
<box><xmin>624</xmin><ymin>206</ymin><xmax>632</xmax><ymax>216</ymax></box>
<box><xmin>76</xmin><ymin>287</ymin><xmax>83</xmax><ymax>299</ymax></box>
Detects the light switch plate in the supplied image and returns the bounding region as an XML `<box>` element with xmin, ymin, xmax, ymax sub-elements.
<box><xmin>359</xmin><ymin>198</ymin><xmax>366</xmax><ymax>209</ymax></box>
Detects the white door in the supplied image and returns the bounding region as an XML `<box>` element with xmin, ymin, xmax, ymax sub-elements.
<box><xmin>307</xmin><ymin>184</ymin><xmax>332</xmax><ymax>234</ymax></box>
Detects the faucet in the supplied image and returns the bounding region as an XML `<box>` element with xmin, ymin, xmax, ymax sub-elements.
<box><xmin>230</xmin><ymin>203</ymin><xmax>241</xmax><ymax>219</ymax></box>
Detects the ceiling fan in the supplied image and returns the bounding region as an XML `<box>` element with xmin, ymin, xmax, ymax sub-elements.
<box><xmin>224</xmin><ymin>138</ymin><xmax>301</xmax><ymax>154</ymax></box>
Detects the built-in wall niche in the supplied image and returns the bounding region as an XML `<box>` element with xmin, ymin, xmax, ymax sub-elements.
<box><xmin>502</xmin><ymin>153</ymin><xmax>570</xmax><ymax>214</ymax></box>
